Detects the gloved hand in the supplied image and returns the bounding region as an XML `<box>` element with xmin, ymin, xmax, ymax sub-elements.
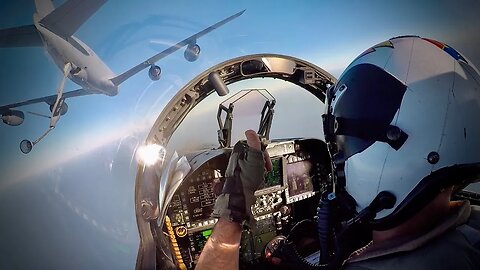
<box><xmin>212</xmin><ymin>130</ymin><xmax>272</xmax><ymax>228</ymax></box>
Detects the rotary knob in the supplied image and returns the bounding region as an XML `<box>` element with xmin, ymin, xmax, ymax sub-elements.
<box><xmin>175</xmin><ymin>226</ymin><xmax>187</xmax><ymax>237</ymax></box>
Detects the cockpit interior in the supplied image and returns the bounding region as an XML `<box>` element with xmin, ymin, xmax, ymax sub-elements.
<box><xmin>133</xmin><ymin>54</ymin><xmax>336</xmax><ymax>269</ymax></box>
<box><xmin>133</xmin><ymin>54</ymin><xmax>480</xmax><ymax>270</ymax></box>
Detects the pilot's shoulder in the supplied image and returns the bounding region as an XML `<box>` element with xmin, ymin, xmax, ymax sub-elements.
<box><xmin>456</xmin><ymin>204</ymin><xmax>480</xmax><ymax>249</ymax></box>
<box><xmin>467</xmin><ymin>204</ymin><xmax>480</xmax><ymax>230</ymax></box>
<box><xmin>343</xmin><ymin>227</ymin><xmax>480</xmax><ymax>270</ymax></box>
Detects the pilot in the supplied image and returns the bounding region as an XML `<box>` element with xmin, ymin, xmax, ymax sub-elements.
<box><xmin>195</xmin><ymin>36</ymin><xmax>480</xmax><ymax>270</ymax></box>
<box><xmin>323</xmin><ymin>36</ymin><xmax>480</xmax><ymax>269</ymax></box>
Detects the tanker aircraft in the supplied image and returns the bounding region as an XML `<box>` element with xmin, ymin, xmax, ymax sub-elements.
<box><xmin>0</xmin><ymin>0</ymin><xmax>244</xmax><ymax>154</ymax></box>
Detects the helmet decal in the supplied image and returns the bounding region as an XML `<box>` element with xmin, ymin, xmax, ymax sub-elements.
<box><xmin>354</xmin><ymin>40</ymin><xmax>394</xmax><ymax>61</ymax></box>
<box><xmin>422</xmin><ymin>38</ymin><xmax>468</xmax><ymax>63</ymax></box>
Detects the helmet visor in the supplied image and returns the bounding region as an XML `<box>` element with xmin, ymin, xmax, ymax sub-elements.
<box><xmin>325</xmin><ymin>63</ymin><xmax>407</xmax><ymax>162</ymax></box>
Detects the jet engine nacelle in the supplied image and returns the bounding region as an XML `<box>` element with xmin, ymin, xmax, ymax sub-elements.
<box><xmin>148</xmin><ymin>65</ymin><xmax>162</xmax><ymax>81</ymax></box>
<box><xmin>1</xmin><ymin>110</ymin><xmax>24</xmax><ymax>126</ymax></box>
<box><xmin>184</xmin><ymin>43</ymin><xmax>201</xmax><ymax>62</ymax></box>
<box><xmin>49</xmin><ymin>102</ymin><xmax>68</xmax><ymax>116</ymax></box>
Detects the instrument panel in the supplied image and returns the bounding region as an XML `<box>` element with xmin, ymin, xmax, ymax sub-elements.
<box><xmin>163</xmin><ymin>138</ymin><xmax>331</xmax><ymax>269</ymax></box>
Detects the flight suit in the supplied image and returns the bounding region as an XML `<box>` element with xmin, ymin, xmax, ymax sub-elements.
<box><xmin>343</xmin><ymin>202</ymin><xmax>480</xmax><ymax>270</ymax></box>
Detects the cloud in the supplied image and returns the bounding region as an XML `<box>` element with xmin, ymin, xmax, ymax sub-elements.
<box><xmin>0</xmin><ymin>119</ymin><xmax>153</xmax><ymax>191</ymax></box>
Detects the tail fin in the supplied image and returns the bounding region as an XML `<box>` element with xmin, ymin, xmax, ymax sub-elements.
<box><xmin>34</xmin><ymin>0</ymin><xmax>55</xmax><ymax>19</ymax></box>
<box><xmin>39</xmin><ymin>0</ymin><xmax>107</xmax><ymax>37</ymax></box>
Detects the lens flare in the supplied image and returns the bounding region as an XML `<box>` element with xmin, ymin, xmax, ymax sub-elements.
<box><xmin>136</xmin><ymin>144</ymin><xmax>166</xmax><ymax>166</ymax></box>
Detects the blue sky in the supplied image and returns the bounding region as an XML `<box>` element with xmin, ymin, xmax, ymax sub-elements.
<box><xmin>0</xmin><ymin>0</ymin><xmax>479</xmax><ymax>269</ymax></box>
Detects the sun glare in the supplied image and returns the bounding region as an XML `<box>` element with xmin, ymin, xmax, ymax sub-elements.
<box><xmin>136</xmin><ymin>144</ymin><xmax>166</xmax><ymax>166</ymax></box>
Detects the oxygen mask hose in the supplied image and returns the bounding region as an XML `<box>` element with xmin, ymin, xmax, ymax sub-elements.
<box><xmin>317</xmin><ymin>192</ymin><xmax>336</xmax><ymax>264</ymax></box>
<box><xmin>346</xmin><ymin>191</ymin><xmax>396</xmax><ymax>227</ymax></box>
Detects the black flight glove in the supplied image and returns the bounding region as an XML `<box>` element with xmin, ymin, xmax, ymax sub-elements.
<box><xmin>212</xmin><ymin>130</ymin><xmax>269</xmax><ymax>228</ymax></box>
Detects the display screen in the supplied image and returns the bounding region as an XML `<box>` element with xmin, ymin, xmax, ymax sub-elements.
<box><xmin>286</xmin><ymin>160</ymin><xmax>313</xmax><ymax>197</ymax></box>
<box><xmin>202</xmin><ymin>229</ymin><xmax>212</xmax><ymax>238</ymax></box>
<box><xmin>191</xmin><ymin>229</ymin><xmax>212</xmax><ymax>254</ymax></box>
<box><xmin>264</xmin><ymin>158</ymin><xmax>282</xmax><ymax>187</ymax></box>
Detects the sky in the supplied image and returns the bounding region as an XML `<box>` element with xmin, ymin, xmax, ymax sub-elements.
<box><xmin>0</xmin><ymin>0</ymin><xmax>480</xmax><ymax>269</ymax></box>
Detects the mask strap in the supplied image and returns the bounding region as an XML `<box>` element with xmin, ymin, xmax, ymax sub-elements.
<box><xmin>334</xmin><ymin>117</ymin><xmax>408</xmax><ymax>150</ymax></box>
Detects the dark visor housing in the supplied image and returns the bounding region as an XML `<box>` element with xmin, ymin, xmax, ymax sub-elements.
<box><xmin>322</xmin><ymin>63</ymin><xmax>408</xmax><ymax>189</ymax></box>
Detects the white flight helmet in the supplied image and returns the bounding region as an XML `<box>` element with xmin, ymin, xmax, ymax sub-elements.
<box><xmin>323</xmin><ymin>36</ymin><xmax>480</xmax><ymax>230</ymax></box>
